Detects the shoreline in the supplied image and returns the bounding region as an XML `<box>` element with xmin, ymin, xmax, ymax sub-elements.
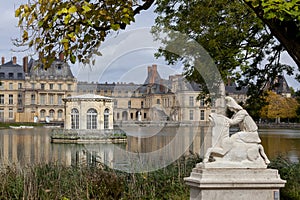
<box><xmin>258</xmin><ymin>123</ymin><xmax>300</xmax><ymax>129</ymax></box>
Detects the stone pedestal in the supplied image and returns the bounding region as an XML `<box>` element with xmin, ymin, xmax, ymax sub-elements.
<box><xmin>184</xmin><ymin>165</ymin><xmax>286</xmax><ymax>200</ymax></box>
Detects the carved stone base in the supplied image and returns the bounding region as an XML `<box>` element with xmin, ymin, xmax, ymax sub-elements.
<box><xmin>184</xmin><ymin>166</ymin><xmax>286</xmax><ymax>200</ymax></box>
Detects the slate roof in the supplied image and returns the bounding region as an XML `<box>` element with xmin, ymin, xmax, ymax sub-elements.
<box><xmin>0</xmin><ymin>61</ymin><xmax>25</xmax><ymax>80</ymax></box>
<box><xmin>28</xmin><ymin>58</ymin><xmax>75</xmax><ymax>80</ymax></box>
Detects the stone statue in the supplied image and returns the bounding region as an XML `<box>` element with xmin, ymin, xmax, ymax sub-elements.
<box><xmin>202</xmin><ymin>96</ymin><xmax>270</xmax><ymax>168</ymax></box>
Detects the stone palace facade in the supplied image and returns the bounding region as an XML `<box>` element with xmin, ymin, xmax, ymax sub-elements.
<box><xmin>0</xmin><ymin>56</ymin><xmax>238</xmax><ymax>124</ymax></box>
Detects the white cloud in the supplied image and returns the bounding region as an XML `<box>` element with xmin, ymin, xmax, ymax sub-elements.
<box><xmin>75</xmin><ymin>27</ymin><xmax>182</xmax><ymax>83</ymax></box>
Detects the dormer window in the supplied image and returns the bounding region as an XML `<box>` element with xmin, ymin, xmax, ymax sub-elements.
<box><xmin>57</xmin><ymin>64</ymin><xmax>62</xmax><ymax>70</ymax></box>
<box><xmin>17</xmin><ymin>73</ymin><xmax>23</xmax><ymax>79</ymax></box>
<box><xmin>8</xmin><ymin>73</ymin><xmax>13</xmax><ymax>79</ymax></box>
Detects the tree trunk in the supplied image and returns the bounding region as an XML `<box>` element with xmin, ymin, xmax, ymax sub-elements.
<box><xmin>244</xmin><ymin>1</ymin><xmax>300</xmax><ymax>67</ymax></box>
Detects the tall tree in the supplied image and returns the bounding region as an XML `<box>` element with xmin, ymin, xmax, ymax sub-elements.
<box><xmin>260</xmin><ymin>91</ymin><xmax>298</xmax><ymax>122</ymax></box>
<box><xmin>14</xmin><ymin>0</ymin><xmax>154</xmax><ymax>68</ymax></box>
<box><xmin>153</xmin><ymin>0</ymin><xmax>296</xmax><ymax>108</ymax></box>
<box><xmin>15</xmin><ymin>0</ymin><xmax>300</xmax><ymax>71</ymax></box>
<box><xmin>244</xmin><ymin>0</ymin><xmax>300</xmax><ymax>67</ymax></box>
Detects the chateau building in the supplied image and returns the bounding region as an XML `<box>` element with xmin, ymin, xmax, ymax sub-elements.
<box><xmin>0</xmin><ymin>57</ymin><xmax>242</xmax><ymax>124</ymax></box>
<box><xmin>0</xmin><ymin>55</ymin><xmax>77</xmax><ymax>123</ymax></box>
<box><xmin>77</xmin><ymin>64</ymin><xmax>223</xmax><ymax>124</ymax></box>
<box><xmin>0</xmin><ymin>57</ymin><xmax>25</xmax><ymax>122</ymax></box>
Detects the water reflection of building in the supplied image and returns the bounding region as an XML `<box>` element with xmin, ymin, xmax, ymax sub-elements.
<box><xmin>0</xmin><ymin>126</ymin><xmax>211</xmax><ymax>168</ymax></box>
<box><xmin>0</xmin><ymin>128</ymin><xmax>117</xmax><ymax>168</ymax></box>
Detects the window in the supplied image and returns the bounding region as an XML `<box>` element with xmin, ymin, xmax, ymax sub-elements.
<box><xmin>49</xmin><ymin>84</ymin><xmax>54</xmax><ymax>90</ymax></box>
<box><xmin>87</xmin><ymin>109</ymin><xmax>97</xmax><ymax>129</ymax></box>
<box><xmin>17</xmin><ymin>73</ymin><xmax>23</xmax><ymax>79</ymax></box>
<box><xmin>49</xmin><ymin>109</ymin><xmax>55</xmax><ymax>119</ymax></box>
<box><xmin>18</xmin><ymin>83</ymin><xmax>22</xmax><ymax>89</ymax></box>
<box><xmin>57</xmin><ymin>110</ymin><xmax>63</xmax><ymax>119</ymax></box>
<box><xmin>200</xmin><ymin>110</ymin><xmax>205</xmax><ymax>121</ymax></box>
<box><xmin>189</xmin><ymin>96</ymin><xmax>194</xmax><ymax>107</ymax></box>
<box><xmin>0</xmin><ymin>73</ymin><xmax>4</xmax><ymax>78</ymax></box>
<box><xmin>211</xmin><ymin>97</ymin><xmax>216</xmax><ymax>107</ymax></box>
<box><xmin>40</xmin><ymin>94</ymin><xmax>46</xmax><ymax>105</ymax></box>
<box><xmin>17</xmin><ymin>93</ymin><xmax>22</xmax><ymax>105</ymax></box>
<box><xmin>9</xmin><ymin>94</ymin><xmax>13</xmax><ymax>104</ymax></box>
<box><xmin>9</xmin><ymin>83</ymin><xmax>13</xmax><ymax>90</ymax></box>
<box><xmin>8</xmin><ymin>73</ymin><xmax>13</xmax><ymax>79</ymax></box>
<box><xmin>40</xmin><ymin>109</ymin><xmax>46</xmax><ymax>118</ymax></box>
<box><xmin>0</xmin><ymin>109</ymin><xmax>4</xmax><ymax>122</ymax></box>
<box><xmin>141</xmin><ymin>101</ymin><xmax>144</xmax><ymax>108</ymax></box>
<box><xmin>58</xmin><ymin>84</ymin><xmax>62</xmax><ymax>90</ymax></box>
<box><xmin>71</xmin><ymin>108</ymin><xmax>79</xmax><ymax>129</ymax></box>
<box><xmin>200</xmin><ymin>99</ymin><xmax>205</xmax><ymax>107</ymax></box>
<box><xmin>68</xmin><ymin>84</ymin><xmax>72</xmax><ymax>90</ymax></box>
<box><xmin>128</xmin><ymin>100</ymin><xmax>131</xmax><ymax>108</ymax></box>
<box><xmin>57</xmin><ymin>95</ymin><xmax>63</xmax><ymax>105</ymax></box>
<box><xmin>31</xmin><ymin>83</ymin><xmax>35</xmax><ymax>89</ymax></box>
<box><xmin>114</xmin><ymin>100</ymin><xmax>117</xmax><ymax>107</ymax></box>
<box><xmin>157</xmin><ymin>99</ymin><xmax>160</xmax><ymax>104</ymax></box>
<box><xmin>0</xmin><ymin>94</ymin><xmax>4</xmax><ymax>104</ymax></box>
<box><xmin>104</xmin><ymin>109</ymin><xmax>109</xmax><ymax>129</ymax></box>
<box><xmin>9</xmin><ymin>108</ymin><xmax>13</xmax><ymax>119</ymax></box>
<box><xmin>40</xmin><ymin>83</ymin><xmax>45</xmax><ymax>90</ymax></box>
<box><xmin>49</xmin><ymin>95</ymin><xmax>54</xmax><ymax>105</ymax></box>
<box><xmin>31</xmin><ymin>94</ymin><xmax>35</xmax><ymax>104</ymax></box>
<box><xmin>189</xmin><ymin>110</ymin><xmax>194</xmax><ymax>120</ymax></box>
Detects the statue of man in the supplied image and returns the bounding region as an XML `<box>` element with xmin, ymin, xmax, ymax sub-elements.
<box><xmin>224</xmin><ymin>96</ymin><xmax>270</xmax><ymax>164</ymax></box>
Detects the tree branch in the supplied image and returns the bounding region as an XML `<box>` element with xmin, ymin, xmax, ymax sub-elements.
<box><xmin>243</xmin><ymin>1</ymin><xmax>300</xmax><ymax>67</ymax></box>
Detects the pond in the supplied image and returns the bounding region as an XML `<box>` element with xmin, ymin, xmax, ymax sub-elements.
<box><xmin>0</xmin><ymin>126</ymin><xmax>299</xmax><ymax>170</ymax></box>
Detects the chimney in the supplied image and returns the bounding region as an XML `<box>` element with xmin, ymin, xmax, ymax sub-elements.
<box><xmin>151</xmin><ymin>64</ymin><xmax>158</xmax><ymax>84</ymax></box>
<box><xmin>1</xmin><ymin>57</ymin><xmax>4</xmax><ymax>65</ymax></box>
<box><xmin>23</xmin><ymin>56</ymin><xmax>28</xmax><ymax>73</ymax></box>
<box><xmin>59</xmin><ymin>52</ymin><xmax>64</xmax><ymax>61</ymax></box>
<box><xmin>147</xmin><ymin>66</ymin><xmax>151</xmax><ymax>74</ymax></box>
<box><xmin>12</xmin><ymin>56</ymin><xmax>17</xmax><ymax>65</ymax></box>
<box><xmin>152</xmin><ymin>64</ymin><xmax>157</xmax><ymax>72</ymax></box>
<box><xmin>160</xmin><ymin>79</ymin><xmax>164</xmax><ymax>93</ymax></box>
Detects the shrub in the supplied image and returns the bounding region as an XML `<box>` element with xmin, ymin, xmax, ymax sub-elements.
<box><xmin>268</xmin><ymin>155</ymin><xmax>300</xmax><ymax>200</ymax></box>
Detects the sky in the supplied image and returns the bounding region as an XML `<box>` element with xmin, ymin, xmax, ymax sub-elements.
<box><xmin>0</xmin><ymin>1</ymin><xmax>299</xmax><ymax>90</ymax></box>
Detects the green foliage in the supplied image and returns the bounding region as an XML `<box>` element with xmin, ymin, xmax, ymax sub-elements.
<box><xmin>153</xmin><ymin>0</ymin><xmax>295</xmax><ymax>101</ymax></box>
<box><xmin>269</xmin><ymin>155</ymin><xmax>300</xmax><ymax>200</ymax></box>
<box><xmin>121</xmin><ymin>154</ymin><xmax>201</xmax><ymax>199</ymax></box>
<box><xmin>0</xmin><ymin>154</ymin><xmax>201</xmax><ymax>200</ymax></box>
<box><xmin>15</xmin><ymin>0</ymin><xmax>135</xmax><ymax>69</ymax></box>
<box><xmin>245</xmin><ymin>0</ymin><xmax>300</xmax><ymax>26</ymax></box>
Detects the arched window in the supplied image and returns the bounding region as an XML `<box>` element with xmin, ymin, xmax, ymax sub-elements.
<box><xmin>104</xmin><ymin>108</ymin><xmax>109</xmax><ymax>129</ymax></box>
<box><xmin>49</xmin><ymin>109</ymin><xmax>55</xmax><ymax>119</ymax></box>
<box><xmin>40</xmin><ymin>109</ymin><xmax>46</xmax><ymax>118</ymax></box>
<box><xmin>57</xmin><ymin>109</ymin><xmax>63</xmax><ymax>119</ymax></box>
<box><xmin>87</xmin><ymin>108</ymin><xmax>97</xmax><ymax>129</ymax></box>
<box><xmin>71</xmin><ymin>108</ymin><xmax>79</xmax><ymax>129</ymax></box>
<box><xmin>122</xmin><ymin>111</ymin><xmax>128</xmax><ymax>121</ymax></box>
